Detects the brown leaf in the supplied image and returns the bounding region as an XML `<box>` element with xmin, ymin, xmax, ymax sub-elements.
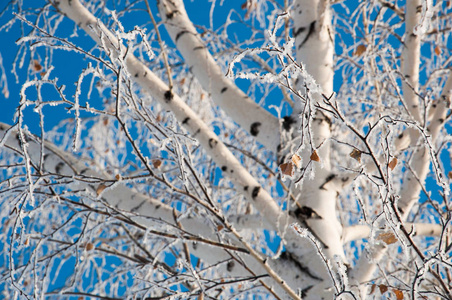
<box><xmin>377</xmin><ymin>232</ymin><xmax>398</xmax><ymax>245</ymax></box>
<box><xmin>448</xmin><ymin>171</ymin><xmax>452</xmax><ymax>179</ymax></box>
<box><xmin>393</xmin><ymin>289</ymin><xmax>404</xmax><ymax>300</ymax></box>
<box><xmin>369</xmin><ymin>284</ymin><xmax>377</xmax><ymax>295</ymax></box>
<box><xmin>388</xmin><ymin>157</ymin><xmax>398</xmax><ymax>171</ymax></box>
<box><xmin>310</xmin><ymin>150</ymin><xmax>320</xmax><ymax>162</ymax></box>
<box><xmin>180</xmin><ymin>78</ymin><xmax>186</xmax><ymax>85</ymax></box>
<box><xmin>103</xmin><ymin>118</ymin><xmax>109</xmax><ymax>126</ymax></box>
<box><xmin>96</xmin><ymin>184</ymin><xmax>106</xmax><ymax>196</ymax></box>
<box><xmin>435</xmin><ymin>46</ymin><xmax>441</xmax><ymax>56</ymax></box>
<box><xmin>32</xmin><ymin>60</ymin><xmax>42</xmax><ymax>72</ymax></box>
<box><xmin>217</xmin><ymin>225</ymin><xmax>224</xmax><ymax>231</ymax></box>
<box><xmin>379</xmin><ymin>284</ymin><xmax>388</xmax><ymax>294</ymax></box>
<box><xmin>115</xmin><ymin>174</ymin><xmax>122</xmax><ymax>180</ymax></box>
<box><xmin>350</xmin><ymin>148</ymin><xmax>362</xmax><ymax>163</ymax></box>
<box><xmin>279</xmin><ymin>162</ymin><xmax>294</xmax><ymax>176</ymax></box>
<box><xmin>354</xmin><ymin>44</ymin><xmax>366</xmax><ymax>56</ymax></box>
<box><xmin>152</xmin><ymin>159</ymin><xmax>162</xmax><ymax>169</ymax></box>
<box><xmin>85</xmin><ymin>242</ymin><xmax>94</xmax><ymax>251</ymax></box>
<box><xmin>291</xmin><ymin>154</ymin><xmax>302</xmax><ymax>168</ymax></box>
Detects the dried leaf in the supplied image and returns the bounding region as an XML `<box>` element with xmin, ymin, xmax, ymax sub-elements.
<box><xmin>377</xmin><ymin>232</ymin><xmax>398</xmax><ymax>245</ymax></box>
<box><xmin>152</xmin><ymin>159</ymin><xmax>162</xmax><ymax>169</ymax></box>
<box><xmin>180</xmin><ymin>78</ymin><xmax>186</xmax><ymax>85</ymax></box>
<box><xmin>115</xmin><ymin>174</ymin><xmax>121</xmax><ymax>180</ymax></box>
<box><xmin>369</xmin><ymin>284</ymin><xmax>376</xmax><ymax>295</ymax></box>
<box><xmin>291</xmin><ymin>154</ymin><xmax>302</xmax><ymax>168</ymax></box>
<box><xmin>217</xmin><ymin>225</ymin><xmax>224</xmax><ymax>231</ymax></box>
<box><xmin>388</xmin><ymin>157</ymin><xmax>398</xmax><ymax>171</ymax></box>
<box><xmin>379</xmin><ymin>284</ymin><xmax>388</xmax><ymax>294</ymax></box>
<box><xmin>350</xmin><ymin>148</ymin><xmax>362</xmax><ymax>163</ymax></box>
<box><xmin>96</xmin><ymin>184</ymin><xmax>106</xmax><ymax>196</ymax></box>
<box><xmin>32</xmin><ymin>60</ymin><xmax>42</xmax><ymax>72</ymax></box>
<box><xmin>448</xmin><ymin>171</ymin><xmax>452</xmax><ymax>179</ymax></box>
<box><xmin>200</xmin><ymin>93</ymin><xmax>206</xmax><ymax>100</ymax></box>
<box><xmin>279</xmin><ymin>162</ymin><xmax>294</xmax><ymax>176</ymax></box>
<box><xmin>85</xmin><ymin>242</ymin><xmax>94</xmax><ymax>251</ymax></box>
<box><xmin>355</xmin><ymin>44</ymin><xmax>366</xmax><ymax>56</ymax></box>
<box><xmin>435</xmin><ymin>46</ymin><xmax>441</xmax><ymax>56</ymax></box>
<box><xmin>393</xmin><ymin>289</ymin><xmax>404</xmax><ymax>300</ymax></box>
<box><xmin>103</xmin><ymin>118</ymin><xmax>108</xmax><ymax>126</ymax></box>
<box><xmin>310</xmin><ymin>150</ymin><xmax>320</xmax><ymax>162</ymax></box>
<box><xmin>24</xmin><ymin>237</ymin><xmax>29</xmax><ymax>246</ymax></box>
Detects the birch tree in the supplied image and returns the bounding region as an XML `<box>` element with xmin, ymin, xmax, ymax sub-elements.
<box><xmin>1</xmin><ymin>0</ymin><xmax>451</xmax><ymax>299</ymax></box>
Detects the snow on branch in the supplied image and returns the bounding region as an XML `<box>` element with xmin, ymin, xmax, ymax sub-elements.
<box><xmin>157</xmin><ymin>0</ymin><xmax>281</xmax><ymax>152</ymax></box>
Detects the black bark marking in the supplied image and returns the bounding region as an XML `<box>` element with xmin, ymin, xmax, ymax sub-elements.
<box><xmin>282</xmin><ymin>115</ymin><xmax>296</xmax><ymax>131</ymax></box>
<box><xmin>166</xmin><ymin>11</ymin><xmax>175</xmax><ymax>19</ymax></box>
<box><xmin>250</xmin><ymin>122</ymin><xmax>261</xmax><ymax>136</ymax></box>
<box><xmin>319</xmin><ymin>174</ymin><xmax>336</xmax><ymax>190</ymax></box>
<box><xmin>175</xmin><ymin>30</ymin><xmax>189</xmax><ymax>42</ymax></box>
<box><xmin>55</xmin><ymin>162</ymin><xmax>65</xmax><ymax>174</ymax></box>
<box><xmin>244</xmin><ymin>186</ymin><xmax>249</xmax><ymax>191</ymax></box>
<box><xmin>251</xmin><ymin>186</ymin><xmax>260</xmax><ymax>199</ymax></box>
<box><xmin>43</xmin><ymin>154</ymin><xmax>49</xmax><ymax>161</ymax></box>
<box><xmin>221</xmin><ymin>166</ymin><xmax>227</xmax><ymax>171</ymax></box>
<box><xmin>227</xmin><ymin>261</ymin><xmax>235</xmax><ymax>272</ymax></box>
<box><xmin>230</xmin><ymin>169</ymin><xmax>234</xmax><ymax>173</ymax></box>
<box><xmin>193</xmin><ymin>128</ymin><xmax>201</xmax><ymax>137</ymax></box>
<box><xmin>208</xmin><ymin>138</ymin><xmax>218</xmax><ymax>148</ymax></box>
<box><xmin>221</xmin><ymin>87</ymin><xmax>228</xmax><ymax>93</ymax></box>
<box><xmin>164</xmin><ymin>90</ymin><xmax>173</xmax><ymax>102</ymax></box>
<box><xmin>182</xmin><ymin>117</ymin><xmax>190</xmax><ymax>124</ymax></box>
<box><xmin>134</xmin><ymin>73</ymin><xmax>139</xmax><ymax>78</ymax></box>
<box><xmin>293</xmin><ymin>206</ymin><xmax>322</xmax><ymax>220</ymax></box>
<box><xmin>298</xmin><ymin>21</ymin><xmax>316</xmax><ymax>49</ymax></box>
<box><xmin>293</xmin><ymin>26</ymin><xmax>305</xmax><ymax>37</ymax></box>
<box><xmin>80</xmin><ymin>168</ymin><xmax>89</xmax><ymax>175</ymax></box>
<box><xmin>144</xmin><ymin>71</ymin><xmax>147</xmax><ymax>77</ymax></box>
<box><xmin>193</xmin><ymin>46</ymin><xmax>204</xmax><ymax>51</ymax></box>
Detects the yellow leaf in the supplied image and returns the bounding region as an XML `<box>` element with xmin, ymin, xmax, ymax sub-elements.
<box><xmin>291</xmin><ymin>154</ymin><xmax>302</xmax><ymax>168</ymax></box>
<box><xmin>393</xmin><ymin>289</ymin><xmax>404</xmax><ymax>300</ymax></box>
<box><xmin>96</xmin><ymin>184</ymin><xmax>106</xmax><ymax>196</ymax></box>
<box><xmin>310</xmin><ymin>150</ymin><xmax>320</xmax><ymax>162</ymax></box>
<box><xmin>350</xmin><ymin>148</ymin><xmax>362</xmax><ymax>163</ymax></box>
<box><xmin>355</xmin><ymin>44</ymin><xmax>366</xmax><ymax>56</ymax></box>
<box><xmin>435</xmin><ymin>46</ymin><xmax>441</xmax><ymax>56</ymax></box>
<box><xmin>377</xmin><ymin>232</ymin><xmax>398</xmax><ymax>245</ymax></box>
<box><xmin>388</xmin><ymin>157</ymin><xmax>398</xmax><ymax>171</ymax></box>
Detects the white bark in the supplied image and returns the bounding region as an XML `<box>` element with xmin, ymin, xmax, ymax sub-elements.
<box><xmin>157</xmin><ymin>0</ymin><xmax>281</xmax><ymax>152</ymax></box>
